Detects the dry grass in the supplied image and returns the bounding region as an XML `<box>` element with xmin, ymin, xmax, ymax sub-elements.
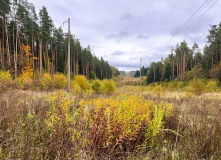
<box><xmin>0</xmin><ymin>86</ymin><xmax>221</xmax><ymax>159</ymax></box>
<box><xmin>127</xmin><ymin>87</ymin><xmax>221</xmax><ymax>159</ymax></box>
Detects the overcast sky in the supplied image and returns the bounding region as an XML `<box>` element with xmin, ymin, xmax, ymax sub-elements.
<box><xmin>29</xmin><ymin>0</ymin><xmax>221</xmax><ymax>71</ymax></box>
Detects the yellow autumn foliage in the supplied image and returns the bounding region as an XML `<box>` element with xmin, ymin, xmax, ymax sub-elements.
<box><xmin>74</xmin><ymin>75</ymin><xmax>89</xmax><ymax>91</ymax></box>
<box><xmin>52</xmin><ymin>73</ymin><xmax>67</xmax><ymax>89</ymax></box>
<box><xmin>71</xmin><ymin>81</ymin><xmax>81</xmax><ymax>95</ymax></box>
<box><xmin>41</xmin><ymin>73</ymin><xmax>52</xmax><ymax>90</ymax></box>
<box><xmin>0</xmin><ymin>70</ymin><xmax>12</xmax><ymax>87</ymax></box>
<box><xmin>78</xmin><ymin>94</ymin><xmax>173</xmax><ymax>152</ymax></box>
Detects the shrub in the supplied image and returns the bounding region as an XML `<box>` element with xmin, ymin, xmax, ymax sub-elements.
<box><xmin>0</xmin><ymin>70</ymin><xmax>12</xmax><ymax>87</ymax></box>
<box><xmin>46</xmin><ymin>91</ymin><xmax>74</xmax><ymax>158</ymax></box>
<box><xmin>167</xmin><ymin>82</ymin><xmax>174</xmax><ymax>91</ymax></box>
<box><xmin>91</xmin><ymin>79</ymin><xmax>102</xmax><ymax>93</ymax></box>
<box><xmin>100</xmin><ymin>79</ymin><xmax>116</xmax><ymax>94</ymax></box>
<box><xmin>70</xmin><ymin>81</ymin><xmax>81</xmax><ymax>95</ymax></box>
<box><xmin>188</xmin><ymin>78</ymin><xmax>205</xmax><ymax>95</ymax></box>
<box><xmin>79</xmin><ymin>94</ymin><xmax>173</xmax><ymax>157</ymax></box>
<box><xmin>153</xmin><ymin>84</ymin><xmax>163</xmax><ymax>97</ymax></box>
<box><xmin>14</xmin><ymin>75</ymin><xmax>33</xmax><ymax>88</ymax></box>
<box><xmin>40</xmin><ymin>73</ymin><xmax>52</xmax><ymax>90</ymax></box>
<box><xmin>177</xmin><ymin>81</ymin><xmax>185</xmax><ymax>89</ymax></box>
<box><xmin>74</xmin><ymin>75</ymin><xmax>89</xmax><ymax>91</ymax></box>
<box><xmin>205</xmin><ymin>80</ymin><xmax>220</xmax><ymax>92</ymax></box>
<box><xmin>14</xmin><ymin>77</ymin><xmax>25</xmax><ymax>87</ymax></box>
<box><xmin>52</xmin><ymin>73</ymin><xmax>67</xmax><ymax>89</ymax></box>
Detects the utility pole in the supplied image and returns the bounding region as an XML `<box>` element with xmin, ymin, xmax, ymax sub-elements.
<box><xmin>67</xmin><ymin>18</ymin><xmax>70</xmax><ymax>92</ymax></box>
<box><xmin>140</xmin><ymin>58</ymin><xmax>142</xmax><ymax>86</ymax></box>
<box><xmin>64</xmin><ymin>18</ymin><xmax>71</xmax><ymax>92</ymax></box>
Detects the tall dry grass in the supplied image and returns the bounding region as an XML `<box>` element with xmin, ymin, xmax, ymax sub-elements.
<box><xmin>0</xmin><ymin>85</ymin><xmax>221</xmax><ymax>159</ymax></box>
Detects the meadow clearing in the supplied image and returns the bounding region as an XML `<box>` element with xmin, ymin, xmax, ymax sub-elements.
<box><xmin>0</xmin><ymin>73</ymin><xmax>221</xmax><ymax>159</ymax></box>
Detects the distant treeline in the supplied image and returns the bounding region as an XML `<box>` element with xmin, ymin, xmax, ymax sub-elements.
<box><xmin>135</xmin><ymin>22</ymin><xmax>221</xmax><ymax>83</ymax></box>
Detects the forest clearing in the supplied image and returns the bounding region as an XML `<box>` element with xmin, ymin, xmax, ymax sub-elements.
<box><xmin>0</xmin><ymin>73</ymin><xmax>221</xmax><ymax>159</ymax></box>
<box><xmin>1</xmin><ymin>0</ymin><xmax>221</xmax><ymax>159</ymax></box>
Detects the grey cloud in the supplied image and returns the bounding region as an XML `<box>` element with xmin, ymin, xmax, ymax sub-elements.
<box><xmin>107</xmin><ymin>31</ymin><xmax>129</xmax><ymax>42</ymax></box>
<box><xmin>28</xmin><ymin>0</ymin><xmax>220</xmax><ymax>71</ymax></box>
<box><xmin>120</xmin><ymin>13</ymin><xmax>133</xmax><ymax>21</ymax></box>
<box><xmin>110</xmin><ymin>61</ymin><xmax>139</xmax><ymax>68</ymax></box>
<box><xmin>137</xmin><ymin>34</ymin><xmax>149</xmax><ymax>39</ymax></box>
<box><xmin>111</xmin><ymin>51</ymin><xmax>125</xmax><ymax>56</ymax></box>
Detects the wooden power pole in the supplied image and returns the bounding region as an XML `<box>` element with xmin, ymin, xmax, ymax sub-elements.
<box><xmin>67</xmin><ymin>18</ymin><xmax>70</xmax><ymax>92</ymax></box>
<box><xmin>140</xmin><ymin>58</ymin><xmax>142</xmax><ymax>86</ymax></box>
<box><xmin>64</xmin><ymin>18</ymin><xmax>71</xmax><ymax>92</ymax></box>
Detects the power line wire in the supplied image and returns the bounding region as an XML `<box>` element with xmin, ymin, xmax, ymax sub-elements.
<box><xmin>167</xmin><ymin>0</ymin><xmax>219</xmax><ymax>46</ymax></box>
<box><xmin>152</xmin><ymin>0</ymin><xmax>180</xmax><ymax>44</ymax></box>
<box><xmin>157</xmin><ymin>0</ymin><xmax>211</xmax><ymax>53</ymax></box>
<box><xmin>145</xmin><ymin>0</ymin><xmax>219</xmax><ymax>64</ymax></box>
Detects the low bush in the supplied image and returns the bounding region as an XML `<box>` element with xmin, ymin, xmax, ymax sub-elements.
<box><xmin>153</xmin><ymin>84</ymin><xmax>164</xmax><ymax>97</ymax></box>
<box><xmin>167</xmin><ymin>82</ymin><xmax>174</xmax><ymax>91</ymax></box>
<box><xmin>177</xmin><ymin>81</ymin><xmax>185</xmax><ymax>89</ymax></box>
<box><xmin>70</xmin><ymin>81</ymin><xmax>81</xmax><ymax>95</ymax></box>
<box><xmin>205</xmin><ymin>79</ymin><xmax>220</xmax><ymax>92</ymax></box>
<box><xmin>40</xmin><ymin>73</ymin><xmax>52</xmax><ymax>90</ymax></box>
<box><xmin>187</xmin><ymin>78</ymin><xmax>205</xmax><ymax>95</ymax></box>
<box><xmin>0</xmin><ymin>70</ymin><xmax>12</xmax><ymax>87</ymax></box>
<box><xmin>78</xmin><ymin>94</ymin><xmax>173</xmax><ymax>157</ymax></box>
<box><xmin>100</xmin><ymin>79</ymin><xmax>116</xmax><ymax>94</ymax></box>
<box><xmin>91</xmin><ymin>79</ymin><xmax>102</xmax><ymax>93</ymax></box>
<box><xmin>52</xmin><ymin>73</ymin><xmax>67</xmax><ymax>89</ymax></box>
<box><xmin>74</xmin><ymin>75</ymin><xmax>89</xmax><ymax>91</ymax></box>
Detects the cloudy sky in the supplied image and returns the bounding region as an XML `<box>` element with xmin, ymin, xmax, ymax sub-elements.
<box><xmin>29</xmin><ymin>0</ymin><xmax>221</xmax><ymax>71</ymax></box>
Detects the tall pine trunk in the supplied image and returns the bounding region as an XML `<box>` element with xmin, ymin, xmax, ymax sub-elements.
<box><xmin>39</xmin><ymin>38</ymin><xmax>43</xmax><ymax>75</ymax></box>
<box><xmin>73</xmin><ymin>53</ymin><xmax>76</xmax><ymax>76</ymax></box>
<box><xmin>216</xmin><ymin>41</ymin><xmax>218</xmax><ymax>65</ymax></box>
<box><xmin>31</xmin><ymin>21</ymin><xmax>34</xmax><ymax>75</ymax></box>
<box><xmin>46</xmin><ymin>45</ymin><xmax>49</xmax><ymax>73</ymax></box>
<box><xmin>177</xmin><ymin>55</ymin><xmax>179</xmax><ymax>80</ymax></box>
<box><xmin>183</xmin><ymin>50</ymin><xmax>185</xmax><ymax>81</ymax></box>
<box><xmin>2</xmin><ymin>17</ymin><xmax>4</xmax><ymax>70</ymax></box>
<box><xmin>172</xmin><ymin>59</ymin><xmax>174</xmax><ymax>80</ymax></box>
<box><xmin>5</xmin><ymin>16</ymin><xmax>10</xmax><ymax>71</ymax></box>
<box><xmin>76</xmin><ymin>51</ymin><xmax>78</xmax><ymax>75</ymax></box>
<box><xmin>0</xmin><ymin>40</ymin><xmax>2</xmax><ymax>69</ymax></box>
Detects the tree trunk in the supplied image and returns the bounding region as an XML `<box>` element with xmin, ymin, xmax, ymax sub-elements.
<box><xmin>46</xmin><ymin>45</ymin><xmax>50</xmax><ymax>73</ymax></box>
<box><xmin>183</xmin><ymin>50</ymin><xmax>185</xmax><ymax>81</ymax></box>
<box><xmin>0</xmin><ymin>40</ymin><xmax>2</xmax><ymax>69</ymax></box>
<box><xmin>216</xmin><ymin>41</ymin><xmax>218</xmax><ymax>65</ymax></box>
<box><xmin>172</xmin><ymin>59</ymin><xmax>174</xmax><ymax>80</ymax></box>
<box><xmin>39</xmin><ymin>38</ymin><xmax>43</xmax><ymax>75</ymax></box>
<box><xmin>31</xmin><ymin>21</ymin><xmax>34</xmax><ymax>76</ymax></box>
<box><xmin>2</xmin><ymin>16</ymin><xmax>4</xmax><ymax>70</ymax></box>
<box><xmin>76</xmin><ymin>51</ymin><xmax>78</xmax><ymax>75</ymax></box>
<box><xmin>55</xmin><ymin>44</ymin><xmax>57</xmax><ymax>72</ymax></box>
<box><xmin>5</xmin><ymin>16</ymin><xmax>11</xmax><ymax>71</ymax></box>
<box><xmin>14</xmin><ymin>23</ymin><xmax>18</xmax><ymax>78</ymax></box>
<box><xmin>190</xmin><ymin>57</ymin><xmax>192</xmax><ymax>69</ymax></box>
<box><xmin>177</xmin><ymin>55</ymin><xmax>178</xmax><ymax>80</ymax></box>
<box><xmin>51</xmin><ymin>48</ymin><xmax>54</xmax><ymax>74</ymax></box>
<box><xmin>73</xmin><ymin>53</ymin><xmax>76</xmax><ymax>76</ymax></box>
<box><xmin>212</xmin><ymin>50</ymin><xmax>213</xmax><ymax>69</ymax></box>
<box><xmin>195</xmin><ymin>54</ymin><xmax>196</xmax><ymax>66</ymax></box>
<box><xmin>220</xmin><ymin>47</ymin><xmax>221</xmax><ymax>64</ymax></box>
